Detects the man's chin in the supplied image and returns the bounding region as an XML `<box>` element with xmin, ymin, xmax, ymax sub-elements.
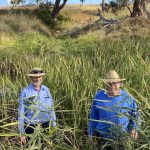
<box><xmin>32</xmin><ymin>83</ymin><xmax>41</xmax><ymax>87</ymax></box>
<box><xmin>111</xmin><ymin>89</ymin><xmax>120</xmax><ymax>92</ymax></box>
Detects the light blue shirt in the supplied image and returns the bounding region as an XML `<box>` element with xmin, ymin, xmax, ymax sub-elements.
<box><xmin>18</xmin><ymin>83</ymin><xmax>56</xmax><ymax>134</ymax></box>
<box><xmin>88</xmin><ymin>89</ymin><xmax>140</xmax><ymax>138</ymax></box>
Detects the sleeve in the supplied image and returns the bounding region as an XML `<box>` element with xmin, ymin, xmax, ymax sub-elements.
<box><xmin>47</xmin><ymin>89</ymin><xmax>57</xmax><ymax>127</ymax></box>
<box><xmin>88</xmin><ymin>94</ymin><xmax>99</xmax><ymax>137</ymax></box>
<box><xmin>128</xmin><ymin>98</ymin><xmax>140</xmax><ymax>131</ymax></box>
<box><xmin>18</xmin><ymin>90</ymin><xmax>26</xmax><ymax>135</ymax></box>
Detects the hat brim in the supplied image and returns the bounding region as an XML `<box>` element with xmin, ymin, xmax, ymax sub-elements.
<box><xmin>26</xmin><ymin>73</ymin><xmax>45</xmax><ymax>77</ymax></box>
<box><xmin>101</xmin><ymin>79</ymin><xmax>126</xmax><ymax>83</ymax></box>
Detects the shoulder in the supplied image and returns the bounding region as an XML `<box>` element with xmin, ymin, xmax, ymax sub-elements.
<box><xmin>121</xmin><ymin>90</ymin><xmax>133</xmax><ymax>97</ymax></box>
<box><xmin>19</xmin><ymin>86</ymin><xmax>29</xmax><ymax>97</ymax></box>
<box><xmin>41</xmin><ymin>85</ymin><xmax>50</xmax><ymax>92</ymax></box>
<box><xmin>21</xmin><ymin>84</ymin><xmax>32</xmax><ymax>92</ymax></box>
<box><xmin>121</xmin><ymin>90</ymin><xmax>128</xmax><ymax>96</ymax></box>
<box><xmin>20</xmin><ymin>85</ymin><xmax>29</xmax><ymax>93</ymax></box>
<box><xmin>95</xmin><ymin>89</ymin><xmax>105</xmax><ymax>97</ymax></box>
<box><xmin>20</xmin><ymin>84</ymin><xmax>35</xmax><ymax>94</ymax></box>
<box><xmin>121</xmin><ymin>89</ymin><xmax>135</xmax><ymax>102</ymax></box>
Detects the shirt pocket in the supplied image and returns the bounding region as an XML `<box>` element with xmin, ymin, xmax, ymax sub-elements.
<box><xmin>39</xmin><ymin>93</ymin><xmax>51</xmax><ymax>110</ymax></box>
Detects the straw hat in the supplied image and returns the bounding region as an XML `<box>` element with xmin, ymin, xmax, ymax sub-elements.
<box><xmin>101</xmin><ymin>70</ymin><xmax>125</xmax><ymax>83</ymax></box>
<box><xmin>26</xmin><ymin>67</ymin><xmax>45</xmax><ymax>77</ymax></box>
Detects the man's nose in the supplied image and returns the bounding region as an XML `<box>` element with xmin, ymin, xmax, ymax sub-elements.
<box><xmin>35</xmin><ymin>78</ymin><xmax>40</xmax><ymax>81</ymax></box>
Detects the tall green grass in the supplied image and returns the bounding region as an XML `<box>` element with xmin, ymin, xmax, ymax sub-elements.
<box><xmin>0</xmin><ymin>30</ymin><xmax>150</xmax><ymax>149</ymax></box>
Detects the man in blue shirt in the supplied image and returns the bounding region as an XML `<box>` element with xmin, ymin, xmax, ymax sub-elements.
<box><xmin>88</xmin><ymin>70</ymin><xmax>140</xmax><ymax>142</ymax></box>
<box><xmin>18</xmin><ymin>68</ymin><xmax>56</xmax><ymax>145</ymax></box>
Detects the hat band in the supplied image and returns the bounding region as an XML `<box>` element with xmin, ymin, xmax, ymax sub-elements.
<box><xmin>30</xmin><ymin>70</ymin><xmax>43</xmax><ymax>74</ymax></box>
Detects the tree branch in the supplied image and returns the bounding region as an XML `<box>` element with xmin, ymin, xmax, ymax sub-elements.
<box><xmin>59</xmin><ymin>0</ymin><xmax>68</xmax><ymax>10</ymax></box>
<box><xmin>127</xmin><ymin>5</ymin><xmax>132</xmax><ymax>15</ymax></box>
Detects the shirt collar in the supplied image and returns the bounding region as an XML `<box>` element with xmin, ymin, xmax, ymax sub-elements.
<box><xmin>29</xmin><ymin>83</ymin><xmax>44</xmax><ymax>91</ymax></box>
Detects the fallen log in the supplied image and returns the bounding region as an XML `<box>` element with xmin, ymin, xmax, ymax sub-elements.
<box><xmin>58</xmin><ymin>9</ymin><xmax>121</xmax><ymax>38</ymax></box>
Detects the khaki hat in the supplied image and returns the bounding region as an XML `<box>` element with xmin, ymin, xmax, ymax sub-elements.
<box><xmin>26</xmin><ymin>67</ymin><xmax>45</xmax><ymax>77</ymax></box>
<box><xmin>101</xmin><ymin>70</ymin><xmax>125</xmax><ymax>83</ymax></box>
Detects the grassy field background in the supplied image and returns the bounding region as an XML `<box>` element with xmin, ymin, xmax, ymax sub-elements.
<box><xmin>0</xmin><ymin>4</ymin><xmax>150</xmax><ymax>150</ymax></box>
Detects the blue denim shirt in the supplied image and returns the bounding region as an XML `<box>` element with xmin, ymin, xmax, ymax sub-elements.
<box><xmin>88</xmin><ymin>89</ymin><xmax>140</xmax><ymax>138</ymax></box>
<box><xmin>18</xmin><ymin>83</ymin><xmax>56</xmax><ymax>134</ymax></box>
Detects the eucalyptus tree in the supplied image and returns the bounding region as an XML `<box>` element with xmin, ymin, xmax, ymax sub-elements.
<box><xmin>10</xmin><ymin>0</ymin><xmax>25</xmax><ymax>7</ymax></box>
<box><xmin>131</xmin><ymin>0</ymin><xmax>148</xmax><ymax>17</ymax></box>
<box><xmin>10</xmin><ymin>0</ymin><xmax>68</xmax><ymax>20</ymax></box>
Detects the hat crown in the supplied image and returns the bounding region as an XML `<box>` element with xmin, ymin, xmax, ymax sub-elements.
<box><xmin>106</xmin><ymin>70</ymin><xmax>120</xmax><ymax>79</ymax></box>
<box><xmin>30</xmin><ymin>67</ymin><xmax>43</xmax><ymax>74</ymax></box>
<box><xmin>26</xmin><ymin>67</ymin><xmax>45</xmax><ymax>77</ymax></box>
<box><xmin>101</xmin><ymin>70</ymin><xmax>125</xmax><ymax>83</ymax></box>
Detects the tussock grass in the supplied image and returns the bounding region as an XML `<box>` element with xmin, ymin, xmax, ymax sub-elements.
<box><xmin>0</xmin><ymin>33</ymin><xmax>16</xmax><ymax>47</ymax></box>
<box><xmin>0</xmin><ymin>33</ymin><xmax>150</xmax><ymax>149</ymax></box>
<box><xmin>0</xmin><ymin>14</ymin><xmax>51</xmax><ymax>36</ymax></box>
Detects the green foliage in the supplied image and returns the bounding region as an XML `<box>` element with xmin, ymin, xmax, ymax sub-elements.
<box><xmin>109</xmin><ymin>0</ymin><xmax>128</xmax><ymax>9</ymax></box>
<box><xmin>38</xmin><ymin>3</ymin><xmax>54</xmax><ymax>26</ymax></box>
<box><xmin>0</xmin><ymin>31</ymin><xmax>150</xmax><ymax>149</ymax></box>
<box><xmin>14</xmin><ymin>32</ymin><xmax>61</xmax><ymax>55</ymax></box>
<box><xmin>109</xmin><ymin>1</ymin><xmax>119</xmax><ymax>8</ymax></box>
<box><xmin>10</xmin><ymin>0</ymin><xmax>25</xmax><ymax>6</ymax></box>
<box><xmin>37</xmin><ymin>3</ymin><xmax>68</xmax><ymax>29</ymax></box>
<box><xmin>116</xmin><ymin>0</ymin><xmax>128</xmax><ymax>6</ymax></box>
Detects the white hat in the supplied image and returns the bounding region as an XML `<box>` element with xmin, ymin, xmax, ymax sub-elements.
<box><xmin>26</xmin><ymin>67</ymin><xmax>45</xmax><ymax>77</ymax></box>
<box><xmin>101</xmin><ymin>70</ymin><xmax>126</xmax><ymax>83</ymax></box>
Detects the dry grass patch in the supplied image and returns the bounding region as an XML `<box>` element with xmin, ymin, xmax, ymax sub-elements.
<box><xmin>0</xmin><ymin>33</ymin><xmax>16</xmax><ymax>48</ymax></box>
<box><xmin>0</xmin><ymin>14</ymin><xmax>51</xmax><ymax>35</ymax></box>
<box><xmin>61</xmin><ymin>5</ymin><xmax>100</xmax><ymax>29</ymax></box>
<box><xmin>147</xmin><ymin>3</ymin><xmax>150</xmax><ymax>12</ymax></box>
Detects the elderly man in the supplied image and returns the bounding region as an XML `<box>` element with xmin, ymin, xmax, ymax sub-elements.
<box><xmin>18</xmin><ymin>68</ymin><xmax>56</xmax><ymax>145</ymax></box>
<box><xmin>88</xmin><ymin>70</ymin><xmax>140</xmax><ymax>147</ymax></box>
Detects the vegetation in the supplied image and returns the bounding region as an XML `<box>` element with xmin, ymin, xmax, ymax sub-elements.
<box><xmin>0</xmin><ymin>4</ymin><xmax>150</xmax><ymax>150</ymax></box>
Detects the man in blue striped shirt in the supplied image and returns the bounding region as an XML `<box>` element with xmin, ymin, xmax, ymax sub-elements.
<box><xmin>88</xmin><ymin>70</ymin><xmax>140</xmax><ymax>141</ymax></box>
<box><xmin>18</xmin><ymin>68</ymin><xmax>56</xmax><ymax>145</ymax></box>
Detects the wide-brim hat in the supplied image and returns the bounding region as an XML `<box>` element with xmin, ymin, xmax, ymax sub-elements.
<box><xmin>101</xmin><ymin>70</ymin><xmax>126</xmax><ymax>83</ymax></box>
<box><xmin>26</xmin><ymin>67</ymin><xmax>45</xmax><ymax>77</ymax></box>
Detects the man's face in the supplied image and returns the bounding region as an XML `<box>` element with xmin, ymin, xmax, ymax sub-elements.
<box><xmin>106</xmin><ymin>81</ymin><xmax>122</xmax><ymax>95</ymax></box>
<box><xmin>30</xmin><ymin>76</ymin><xmax>43</xmax><ymax>87</ymax></box>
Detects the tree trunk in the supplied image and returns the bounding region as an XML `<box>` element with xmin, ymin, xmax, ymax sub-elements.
<box><xmin>132</xmin><ymin>0</ymin><xmax>142</xmax><ymax>17</ymax></box>
<box><xmin>141</xmin><ymin>0</ymin><xmax>147</xmax><ymax>11</ymax></box>
<box><xmin>101</xmin><ymin>0</ymin><xmax>105</xmax><ymax>12</ymax></box>
<box><xmin>51</xmin><ymin>0</ymin><xmax>68</xmax><ymax>21</ymax></box>
<box><xmin>131</xmin><ymin>0</ymin><xmax>148</xmax><ymax>18</ymax></box>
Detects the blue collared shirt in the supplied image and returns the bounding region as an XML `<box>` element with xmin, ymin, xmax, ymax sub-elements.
<box><xmin>18</xmin><ymin>84</ymin><xmax>56</xmax><ymax>134</ymax></box>
<box><xmin>88</xmin><ymin>89</ymin><xmax>140</xmax><ymax>138</ymax></box>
